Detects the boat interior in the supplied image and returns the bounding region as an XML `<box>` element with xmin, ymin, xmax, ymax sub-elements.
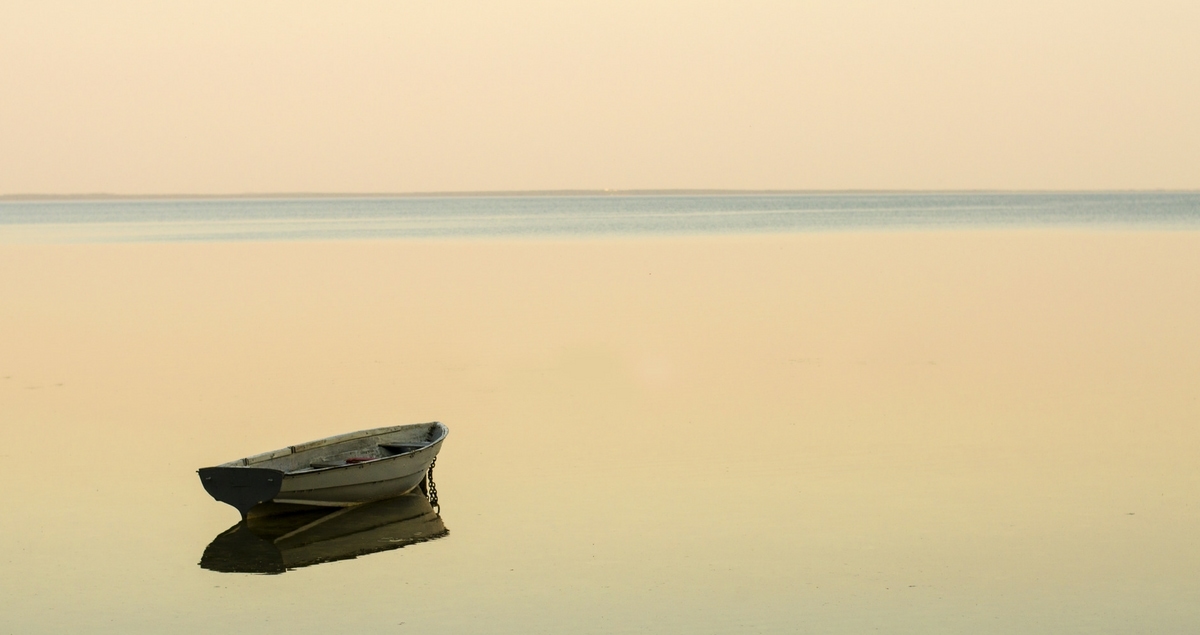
<box><xmin>220</xmin><ymin>422</ymin><xmax>446</xmax><ymax>474</ymax></box>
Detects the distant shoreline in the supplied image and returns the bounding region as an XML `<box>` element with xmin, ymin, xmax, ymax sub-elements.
<box><xmin>2</xmin><ymin>189</ymin><xmax>1194</xmax><ymax>202</ymax></box>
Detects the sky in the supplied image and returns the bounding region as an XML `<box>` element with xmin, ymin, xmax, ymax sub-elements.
<box><xmin>1</xmin><ymin>0</ymin><xmax>1198</xmax><ymax>194</ymax></box>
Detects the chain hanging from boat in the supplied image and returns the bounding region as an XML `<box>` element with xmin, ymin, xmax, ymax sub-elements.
<box><xmin>422</xmin><ymin>456</ymin><xmax>439</xmax><ymax>511</ymax></box>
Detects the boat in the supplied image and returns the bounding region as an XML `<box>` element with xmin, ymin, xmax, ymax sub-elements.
<box><xmin>198</xmin><ymin>421</ymin><xmax>448</xmax><ymax>519</ymax></box>
<box><xmin>199</xmin><ymin>492</ymin><xmax>448</xmax><ymax>574</ymax></box>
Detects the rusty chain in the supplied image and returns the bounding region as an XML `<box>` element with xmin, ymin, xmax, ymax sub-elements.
<box><xmin>424</xmin><ymin>456</ymin><xmax>439</xmax><ymax>511</ymax></box>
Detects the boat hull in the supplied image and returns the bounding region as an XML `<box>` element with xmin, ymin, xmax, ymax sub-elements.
<box><xmin>274</xmin><ymin>446</ymin><xmax>437</xmax><ymax>506</ymax></box>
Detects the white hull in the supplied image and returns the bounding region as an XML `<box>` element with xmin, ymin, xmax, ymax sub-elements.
<box><xmin>274</xmin><ymin>456</ymin><xmax>432</xmax><ymax>506</ymax></box>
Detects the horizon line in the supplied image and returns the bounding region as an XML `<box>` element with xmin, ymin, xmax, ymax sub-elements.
<box><xmin>2</xmin><ymin>188</ymin><xmax>1196</xmax><ymax>202</ymax></box>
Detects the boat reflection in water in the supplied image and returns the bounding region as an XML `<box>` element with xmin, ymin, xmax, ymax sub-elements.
<box><xmin>200</xmin><ymin>492</ymin><xmax>447</xmax><ymax>574</ymax></box>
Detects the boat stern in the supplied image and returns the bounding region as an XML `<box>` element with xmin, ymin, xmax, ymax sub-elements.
<box><xmin>198</xmin><ymin>467</ymin><xmax>285</xmax><ymax>519</ymax></box>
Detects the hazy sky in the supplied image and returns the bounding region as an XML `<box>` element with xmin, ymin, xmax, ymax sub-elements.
<box><xmin>2</xmin><ymin>1</ymin><xmax>1197</xmax><ymax>194</ymax></box>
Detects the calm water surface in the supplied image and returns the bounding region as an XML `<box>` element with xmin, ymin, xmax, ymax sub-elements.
<box><xmin>1</xmin><ymin>194</ymin><xmax>1198</xmax><ymax>633</ymax></box>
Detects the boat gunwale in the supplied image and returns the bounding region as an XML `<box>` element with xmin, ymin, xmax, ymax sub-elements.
<box><xmin>217</xmin><ymin>421</ymin><xmax>446</xmax><ymax>469</ymax></box>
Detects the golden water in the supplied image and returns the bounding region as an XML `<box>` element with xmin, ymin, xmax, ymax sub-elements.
<box><xmin>2</xmin><ymin>231</ymin><xmax>1198</xmax><ymax>633</ymax></box>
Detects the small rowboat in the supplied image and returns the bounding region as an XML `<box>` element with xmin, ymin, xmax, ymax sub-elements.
<box><xmin>198</xmin><ymin>421</ymin><xmax>448</xmax><ymax>519</ymax></box>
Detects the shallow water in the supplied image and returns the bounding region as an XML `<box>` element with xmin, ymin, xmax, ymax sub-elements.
<box><xmin>1</xmin><ymin>197</ymin><xmax>1199</xmax><ymax>633</ymax></box>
